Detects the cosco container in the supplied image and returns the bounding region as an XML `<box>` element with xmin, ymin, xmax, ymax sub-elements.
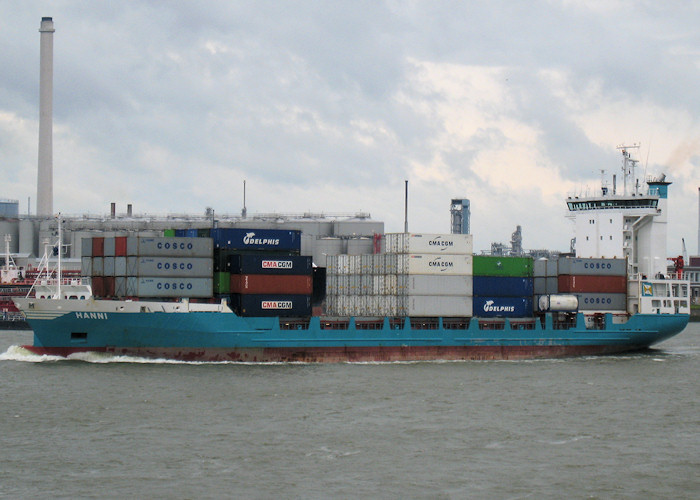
<box><xmin>399</xmin><ymin>295</ymin><xmax>473</xmax><ymax>317</ymax></box>
<box><xmin>104</xmin><ymin>237</ymin><xmax>116</xmax><ymax>257</ymax></box>
<box><xmin>575</xmin><ymin>293</ymin><xmax>627</xmax><ymax>311</ymax></box>
<box><xmin>232</xmin><ymin>294</ymin><xmax>312</xmax><ymax>317</ymax></box>
<box><xmin>125</xmin><ymin>277</ymin><xmax>213</xmax><ymax>298</ymax></box>
<box><xmin>472</xmin><ymin>296</ymin><xmax>534</xmax><ymax>318</ymax></box>
<box><xmin>127</xmin><ymin>237</ymin><xmax>213</xmax><ymax>258</ymax></box>
<box><xmin>103</xmin><ymin>257</ymin><xmax>115</xmax><ymax>276</ymax></box>
<box><xmin>115</xmin><ymin>276</ymin><xmax>127</xmax><ymax>297</ymax></box>
<box><xmin>473</xmin><ymin>276</ymin><xmax>534</xmax><ymax>297</ymax></box>
<box><xmin>534</xmin><ymin>259</ymin><xmax>557</xmax><ymax>277</ymax></box>
<box><xmin>126</xmin><ymin>257</ymin><xmax>213</xmax><ymax>277</ymax></box>
<box><xmin>557</xmin><ymin>258</ymin><xmax>626</xmax><ymax>276</ymax></box>
<box><xmin>227</xmin><ymin>254</ymin><xmax>313</xmax><ymax>276</ymax></box>
<box><xmin>472</xmin><ymin>256</ymin><xmax>533</xmax><ymax>277</ymax></box>
<box><xmin>558</xmin><ymin>275</ymin><xmax>627</xmax><ymax>294</ymax></box>
<box><xmin>230</xmin><ymin>274</ymin><xmax>313</xmax><ymax>295</ymax></box>
<box><xmin>394</xmin><ymin>254</ymin><xmax>473</xmax><ymax>275</ymax></box>
<box><xmin>211</xmin><ymin>228</ymin><xmax>301</xmax><ymax>253</ymax></box>
<box><xmin>385</xmin><ymin>233</ymin><xmax>473</xmax><ymax>255</ymax></box>
<box><xmin>81</xmin><ymin>237</ymin><xmax>92</xmax><ymax>258</ymax></box>
<box><xmin>115</xmin><ymin>257</ymin><xmax>127</xmax><ymax>276</ymax></box>
<box><xmin>92</xmin><ymin>257</ymin><xmax>104</xmax><ymax>277</ymax></box>
<box><xmin>81</xmin><ymin>257</ymin><xmax>92</xmax><ymax>277</ymax></box>
<box><xmin>397</xmin><ymin>275</ymin><xmax>473</xmax><ymax>296</ymax></box>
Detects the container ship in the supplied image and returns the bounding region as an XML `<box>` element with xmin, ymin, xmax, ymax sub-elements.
<box><xmin>12</xmin><ymin>149</ymin><xmax>691</xmax><ymax>362</ymax></box>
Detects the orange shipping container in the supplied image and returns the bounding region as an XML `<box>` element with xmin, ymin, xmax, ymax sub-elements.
<box><xmin>230</xmin><ymin>274</ymin><xmax>313</xmax><ymax>295</ymax></box>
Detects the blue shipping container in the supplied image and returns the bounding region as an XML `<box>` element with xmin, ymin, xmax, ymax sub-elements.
<box><xmin>228</xmin><ymin>254</ymin><xmax>312</xmax><ymax>275</ymax></box>
<box><xmin>473</xmin><ymin>276</ymin><xmax>534</xmax><ymax>297</ymax></box>
<box><xmin>232</xmin><ymin>294</ymin><xmax>312</xmax><ymax>317</ymax></box>
<box><xmin>473</xmin><ymin>296</ymin><xmax>534</xmax><ymax>318</ymax></box>
<box><xmin>211</xmin><ymin>228</ymin><xmax>301</xmax><ymax>252</ymax></box>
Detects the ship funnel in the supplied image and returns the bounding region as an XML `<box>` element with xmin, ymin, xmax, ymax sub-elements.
<box><xmin>37</xmin><ymin>17</ymin><xmax>55</xmax><ymax>216</ymax></box>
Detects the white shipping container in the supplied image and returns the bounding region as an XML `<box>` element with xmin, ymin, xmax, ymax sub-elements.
<box><xmin>385</xmin><ymin>233</ymin><xmax>473</xmax><ymax>255</ymax></box>
<box><xmin>399</xmin><ymin>274</ymin><xmax>473</xmax><ymax>296</ymax></box>
<box><xmin>337</xmin><ymin>255</ymin><xmax>350</xmax><ymax>275</ymax></box>
<box><xmin>402</xmin><ymin>295</ymin><xmax>473</xmax><ymax>317</ymax></box>
<box><xmin>396</xmin><ymin>254</ymin><xmax>473</xmax><ymax>276</ymax></box>
<box><xmin>126</xmin><ymin>277</ymin><xmax>213</xmax><ymax>298</ymax></box>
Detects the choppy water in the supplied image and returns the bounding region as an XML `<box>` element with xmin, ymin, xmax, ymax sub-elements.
<box><xmin>1</xmin><ymin>325</ymin><xmax>699</xmax><ymax>499</ymax></box>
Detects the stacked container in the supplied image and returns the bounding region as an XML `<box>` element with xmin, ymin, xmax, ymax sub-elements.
<box><xmin>82</xmin><ymin>235</ymin><xmax>214</xmax><ymax>298</ymax></box>
<box><xmin>557</xmin><ymin>257</ymin><xmax>627</xmax><ymax>312</ymax></box>
<box><xmin>326</xmin><ymin>233</ymin><xmax>473</xmax><ymax>317</ymax></box>
<box><xmin>472</xmin><ymin>256</ymin><xmax>534</xmax><ymax>318</ymax></box>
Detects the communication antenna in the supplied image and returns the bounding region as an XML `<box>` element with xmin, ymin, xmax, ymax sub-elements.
<box><xmin>241</xmin><ymin>180</ymin><xmax>247</xmax><ymax>218</ymax></box>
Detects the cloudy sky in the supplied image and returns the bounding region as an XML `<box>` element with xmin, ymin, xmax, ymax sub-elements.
<box><xmin>1</xmin><ymin>1</ymin><xmax>699</xmax><ymax>255</ymax></box>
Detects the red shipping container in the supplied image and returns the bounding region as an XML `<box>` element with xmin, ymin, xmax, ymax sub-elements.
<box><xmin>91</xmin><ymin>277</ymin><xmax>104</xmax><ymax>297</ymax></box>
<box><xmin>558</xmin><ymin>275</ymin><xmax>627</xmax><ymax>293</ymax></box>
<box><xmin>115</xmin><ymin>236</ymin><xmax>128</xmax><ymax>256</ymax></box>
<box><xmin>92</xmin><ymin>237</ymin><xmax>105</xmax><ymax>257</ymax></box>
<box><xmin>104</xmin><ymin>276</ymin><xmax>116</xmax><ymax>297</ymax></box>
<box><xmin>230</xmin><ymin>274</ymin><xmax>313</xmax><ymax>295</ymax></box>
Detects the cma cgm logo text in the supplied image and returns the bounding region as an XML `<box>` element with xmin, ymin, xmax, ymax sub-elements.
<box><xmin>243</xmin><ymin>232</ymin><xmax>280</xmax><ymax>246</ymax></box>
<box><xmin>428</xmin><ymin>260</ymin><xmax>454</xmax><ymax>268</ymax></box>
<box><xmin>156</xmin><ymin>242</ymin><xmax>194</xmax><ymax>250</ymax></box>
<box><xmin>428</xmin><ymin>240</ymin><xmax>454</xmax><ymax>247</ymax></box>
<box><xmin>76</xmin><ymin>312</ymin><xmax>108</xmax><ymax>319</ymax></box>
<box><xmin>262</xmin><ymin>260</ymin><xmax>293</xmax><ymax>269</ymax></box>
<box><xmin>262</xmin><ymin>301</ymin><xmax>293</xmax><ymax>309</ymax></box>
<box><xmin>156</xmin><ymin>282</ymin><xmax>194</xmax><ymax>290</ymax></box>
<box><xmin>483</xmin><ymin>300</ymin><xmax>515</xmax><ymax>313</ymax></box>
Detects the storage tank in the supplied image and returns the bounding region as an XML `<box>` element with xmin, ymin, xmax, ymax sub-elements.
<box><xmin>0</xmin><ymin>220</ymin><xmax>19</xmax><ymax>253</ymax></box>
<box><xmin>538</xmin><ymin>294</ymin><xmax>579</xmax><ymax>312</ymax></box>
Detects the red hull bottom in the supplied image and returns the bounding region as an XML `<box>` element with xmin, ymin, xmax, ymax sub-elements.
<box><xmin>21</xmin><ymin>344</ymin><xmax>646</xmax><ymax>362</ymax></box>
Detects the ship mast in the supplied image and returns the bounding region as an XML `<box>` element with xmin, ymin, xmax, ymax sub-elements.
<box><xmin>617</xmin><ymin>143</ymin><xmax>640</xmax><ymax>196</ymax></box>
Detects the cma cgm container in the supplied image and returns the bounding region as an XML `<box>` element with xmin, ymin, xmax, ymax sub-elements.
<box><xmin>385</xmin><ymin>233</ymin><xmax>473</xmax><ymax>255</ymax></box>
<box><xmin>211</xmin><ymin>228</ymin><xmax>301</xmax><ymax>253</ymax></box>
<box><xmin>557</xmin><ymin>275</ymin><xmax>627</xmax><ymax>294</ymax></box>
<box><xmin>232</xmin><ymin>294</ymin><xmax>312</xmax><ymax>317</ymax></box>
<box><xmin>558</xmin><ymin>258</ymin><xmax>626</xmax><ymax>276</ymax></box>
<box><xmin>473</xmin><ymin>256</ymin><xmax>533</xmax><ymax>277</ymax></box>
<box><xmin>126</xmin><ymin>237</ymin><xmax>213</xmax><ymax>258</ymax></box>
<box><xmin>473</xmin><ymin>296</ymin><xmax>534</xmax><ymax>318</ymax></box>
<box><xmin>230</xmin><ymin>274</ymin><xmax>313</xmax><ymax>295</ymax></box>
<box><xmin>228</xmin><ymin>254</ymin><xmax>313</xmax><ymax>275</ymax></box>
<box><xmin>126</xmin><ymin>257</ymin><xmax>213</xmax><ymax>277</ymax></box>
<box><xmin>125</xmin><ymin>277</ymin><xmax>213</xmax><ymax>298</ymax></box>
<box><xmin>473</xmin><ymin>276</ymin><xmax>534</xmax><ymax>297</ymax></box>
<box><xmin>391</xmin><ymin>254</ymin><xmax>473</xmax><ymax>275</ymax></box>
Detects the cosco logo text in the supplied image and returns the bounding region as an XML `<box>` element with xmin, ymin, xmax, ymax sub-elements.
<box><xmin>156</xmin><ymin>282</ymin><xmax>194</xmax><ymax>290</ymax></box>
<box><xmin>156</xmin><ymin>262</ymin><xmax>194</xmax><ymax>270</ymax></box>
<box><xmin>156</xmin><ymin>242</ymin><xmax>194</xmax><ymax>250</ymax></box>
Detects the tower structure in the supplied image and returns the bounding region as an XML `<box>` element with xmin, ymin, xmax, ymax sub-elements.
<box><xmin>37</xmin><ymin>16</ymin><xmax>55</xmax><ymax>216</ymax></box>
<box><xmin>450</xmin><ymin>199</ymin><xmax>470</xmax><ymax>234</ymax></box>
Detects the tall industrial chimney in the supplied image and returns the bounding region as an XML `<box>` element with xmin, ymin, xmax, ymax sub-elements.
<box><xmin>37</xmin><ymin>17</ymin><xmax>55</xmax><ymax>217</ymax></box>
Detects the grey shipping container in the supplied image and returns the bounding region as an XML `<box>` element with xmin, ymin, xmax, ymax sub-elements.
<box><xmin>576</xmin><ymin>293</ymin><xmax>627</xmax><ymax>311</ymax></box>
<box><xmin>81</xmin><ymin>238</ymin><xmax>92</xmax><ymax>258</ymax></box>
<box><xmin>92</xmin><ymin>257</ymin><xmax>104</xmax><ymax>277</ymax></box>
<box><xmin>126</xmin><ymin>277</ymin><xmax>213</xmax><ymax>298</ymax></box>
<box><xmin>127</xmin><ymin>236</ymin><xmax>213</xmax><ymax>258</ymax></box>
<box><xmin>81</xmin><ymin>257</ymin><xmax>92</xmax><ymax>277</ymax></box>
<box><xmin>126</xmin><ymin>257</ymin><xmax>213</xmax><ymax>277</ymax></box>
<box><xmin>115</xmin><ymin>257</ymin><xmax>127</xmax><ymax>276</ymax></box>
<box><xmin>115</xmin><ymin>276</ymin><xmax>127</xmax><ymax>297</ymax></box>
<box><xmin>104</xmin><ymin>257</ymin><xmax>115</xmax><ymax>276</ymax></box>
<box><xmin>104</xmin><ymin>237</ymin><xmax>116</xmax><ymax>257</ymax></box>
<box><xmin>558</xmin><ymin>258</ymin><xmax>626</xmax><ymax>276</ymax></box>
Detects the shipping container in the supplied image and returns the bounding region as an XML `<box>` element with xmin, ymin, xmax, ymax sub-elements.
<box><xmin>92</xmin><ymin>257</ymin><xmax>104</xmax><ymax>277</ymax></box>
<box><xmin>473</xmin><ymin>276</ymin><xmax>534</xmax><ymax>297</ymax></box>
<box><xmin>576</xmin><ymin>293</ymin><xmax>627</xmax><ymax>311</ymax></box>
<box><xmin>126</xmin><ymin>277</ymin><xmax>213</xmax><ymax>298</ymax></box>
<box><xmin>385</xmin><ymin>233</ymin><xmax>473</xmax><ymax>255</ymax></box>
<box><xmin>91</xmin><ymin>276</ymin><xmax>104</xmax><ymax>297</ymax></box>
<box><xmin>126</xmin><ymin>236</ymin><xmax>213</xmax><ymax>258</ymax></box>
<box><xmin>232</xmin><ymin>294</ymin><xmax>312</xmax><ymax>317</ymax></box>
<box><xmin>392</xmin><ymin>254</ymin><xmax>473</xmax><ymax>276</ymax></box>
<box><xmin>558</xmin><ymin>275</ymin><xmax>627</xmax><ymax>293</ymax></box>
<box><xmin>472</xmin><ymin>255</ymin><xmax>533</xmax><ymax>277</ymax></box>
<box><xmin>472</xmin><ymin>296</ymin><xmax>534</xmax><ymax>318</ymax></box>
<box><xmin>81</xmin><ymin>257</ymin><xmax>92</xmax><ymax>277</ymax></box>
<box><xmin>546</xmin><ymin>277</ymin><xmax>559</xmax><ymax>294</ymax></box>
<box><xmin>557</xmin><ymin>257</ymin><xmax>626</xmax><ymax>276</ymax></box>
<box><xmin>103</xmin><ymin>257</ymin><xmax>115</xmax><ymax>276</ymax></box>
<box><xmin>400</xmin><ymin>295</ymin><xmax>473</xmax><ymax>317</ymax></box>
<box><xmin>365</xmin><ymin>295</ymin><xmax>399</xmax><ymax>316</ymax></box>
<box><xmin>115</xmin><ymin>257</ymin><xmax>127</xmax><ymax>276</ymax></box>
<box><xmin>227</xmin><ymin>254</ymin><xmax>313</xmax><ymax>275</ymax></box>
<box><xmin>211</xmin><ymin>228</ymin><xmax>301</xmax><ymax>252</ymax></box>
<box><xmin>104</xmin><ymin>237</ymin><xmax>116</xmax><ymax>257</ymax></box>
<box><xmin>115</xmin><ymin>276</ymin><xmax>127</xmax><ymax>297</ymax></box>
<box><xmin>163</xmin><ymin>229</ymin><xmax>176</xmax><ymax>237</ymax></box>
<box><xmin>115</xmin><ymin>236</ymin><xmax>127</xmax><ymax>256</ymax></box>
<box><xmin>126</xmin><ymin>257</ymin><xmax>213</xmax><ymax>277</ymax></box>
<box><xmin>214</xmin><ymin>272</ymin><xmax>230</xmax><ymax>294</ymax></box>
<box><xmin>104</xmin><ymin>276</ymin><xmax>115</xmax><ymax>297</ymax></box>
<box><xmin>534</xmin><ymin>277</ymin><xmax>546</xmax><ymax>295</ymax></box>
<box><xmin>396</xmin><ymin>274</ymin><xmax>473</xmax><ymax>296</ymax></box>
<box><xmin>230</xmin><ymin>274</ymin><xmax>313</xmax><ymax>295</ymax></box>
<box><xmin>92</xmin><ymin>237</ymin><xmax>104</xmax><ymax>257</ymax></box>
<box><xmin>81</xmin><ymin>238</ymin><xmax>92</xmax><ymax>258</ymax></box>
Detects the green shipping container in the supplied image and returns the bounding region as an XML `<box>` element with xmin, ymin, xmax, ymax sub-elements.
<box><xmin>472</xmin><ymin>255</ymin><xmax>534</xmax><ymax>277</ymax></box>
<box><xmin>163</xmin><ymin>229</ymin><xmax>176</xmax><ymax>237</ymax></box>
<box><xmin>214</xmin><ymin>271</ymin><xmax>231</xmax><ymax>294</ymax></box>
